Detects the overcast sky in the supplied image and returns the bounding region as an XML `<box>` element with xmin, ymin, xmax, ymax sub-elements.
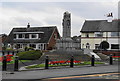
<box><xmin>0</xmin><ymin>1</ymin><xmax>118</xmax><ymax>36</ymax></box>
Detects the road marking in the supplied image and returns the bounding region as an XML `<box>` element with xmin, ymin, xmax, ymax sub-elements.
<box><xmin>49</xmin><ymin>73</ymin><xmax>119</xmax><ymax>79</ymax></box>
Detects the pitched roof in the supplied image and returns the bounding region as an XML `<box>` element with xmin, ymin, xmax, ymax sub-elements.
<box><xmin>81</xmin><ymin>20</ymin><xmax>120</xmax><ymax>32</ymax></box>
<box><xmin>4</xmin><ymin>26</ymin><xmax>59</xmax><ymax>43</ymax></box>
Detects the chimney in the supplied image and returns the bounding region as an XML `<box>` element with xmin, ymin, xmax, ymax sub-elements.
<box><xmin>110</xmin><ymin>13</ymin><xmax>113</xmax><ymax>17</ymax></box>
<box><xmin>107</xmin><ymin>13</ymin><xmax>113</xmax><ymax>22</ymax></box>
<box><xmin>27</xmin><ymin>23</ymin><xmax>30</xmax><ymax>28</ymax></box>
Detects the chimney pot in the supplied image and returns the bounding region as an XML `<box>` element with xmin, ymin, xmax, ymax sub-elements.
<box><xmin>27</xmin><ymin>23</ymin><xmax>30</xmax><ymax>28</ymax></box>
<box><xmin>107</xmin><ymin>13</ymin><xmax>113</xmax><ymax>22</ymax></box>
<box><xmin>111</xmin><ymin>13</ymin><xmax>113</xmax><ymax>17</ymax></box>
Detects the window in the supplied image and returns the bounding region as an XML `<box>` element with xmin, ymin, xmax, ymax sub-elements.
<box><xmin>29</xmin><ymin>44</ymin><xmax>36</xmax><ymax>48</ymax></box>
<box><xmin>95</xmin><ymin>44</ymin><xmax>99</xmax><ymax>49</ymax></box>
<box><xmin>82</xmin><ymin>44</ymin><xmax>84</xmax><ymax>48</ymax></box>
<box><xmin>86</xmin><ymin>43</ymin><xmax>90</xmax><ymax>49</ymax></box>
<box><xmin>31</xmin><ymin>34</ymin><xmax>37</xmax><ymax>38</ymax></box>
<box><xmin>111</xmin><ymin>32</ymin><xmax>119</xmax><ymax>37</ymax></box>
<box><xmin>85</xmin><ymin>33</ymin><xmax>89</xmax><ymax>37</ymax></box>
<box><xmin>44</xmin><ymin>44</ymin><xmax>46</xmax><ymax>50</ymax></box>
<box><xmin>95</xmin><ymin>32</ymin><xmax>103</xmax><ymax>37</ymax></box>
<box><xmin>38</xmin><ymin>44</ymin><xmax>41</xmax><ymax>49</ymax></box>
<box><xmin>38</xmin><ymin>44</ymin><xmax>45</xmax><ymax>50</ymax></box>
<box><xmin>25</xmin><ymin>34</ymin><xmax>29</xmax><ymax>38</ymax></box>
<box><xmin>16</xmin><ymin>44</ymin><xmax>22</xmax><ymax>49</ymax></box>
<box><xmin>18</xmin><ymin>34</ymin><xmax>22</xmax><ymax>38</ymax></box>
<box><xmin>111</xmin><ymin>44</ymin><xmax>119</xmax><ymax>49</ymax></box>
<box><xmin>41</xmin><ymin>44</ymin><xmax>44</xmax><ymax>50</ymax></box>
<box><xmin>14</xmin><ymin>34</ymin><xmax>16</xmax><ymax>39</ymax></box>
<box><xmin>39</xmin><ymin>34</ymin><xmax>42</xmax><ymax>38</ymax></box>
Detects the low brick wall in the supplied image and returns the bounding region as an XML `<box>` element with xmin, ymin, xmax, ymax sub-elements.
<box><xmin>93</xmin><ymin>50</ymin><xmax>120</xmax><ymax>56</ymax></box>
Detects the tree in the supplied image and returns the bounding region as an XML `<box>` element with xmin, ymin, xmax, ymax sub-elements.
<box><xmin>71</xmin><ymin>36</ymin><xmax>77</xmax><ymax>41</ymax></box>
<box><xmin>99</xmin><ymin>41</ymin><xmax>109</xmax><ymax>50</ymax></box>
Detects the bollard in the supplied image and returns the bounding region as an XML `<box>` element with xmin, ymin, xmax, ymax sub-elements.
<box><xmin>45</xmin><ymin>56</ymin><xmax>49</xmax><ymax>69</ymax></box>
<box><xmin>2</xmin><ymin>51</ymin><xmax>5</xmax><ymax>56</ymax></box>
<box><xmin>14</xmin><ymin>56</ymin><xmax>19</xmax><ymax>71</ymax></box>
<box><xmin>91</xmin><ymin>55</ymin><xmax>95</xmax><ymax>66</ymax></box>
<box><xmin>2</xmin><ymin>56</ymin><xmax>7</xmax><ymax>71</ymax></box>
<box><xmin>12</xmin><ymin>51</ymin><xmax>14</xmax><ymax>55</ymax></box>
<box><xmin>70</xmin><ymin>56</ymin><xmax>74</xmax><ymax>67</ymax></box>
<box><xmin>8</xmin><ymin>51</ymin><xmax>10</xmax><ymax>55</ymax></box>
<box><xmin>110</xmin><ymin>54</ymin><xmax>113</xmax><ymax>65</ymax></box>
<box><xmin>16</xmin><ymin>51</ymin><xmax>19</xmax><ymax>56</ymax></box>
<box><xmin>16</xmin><ymin>51</ymin><xmax>19</xmax><ymax>53</ymax></box>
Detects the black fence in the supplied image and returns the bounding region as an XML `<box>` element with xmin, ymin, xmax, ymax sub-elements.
<box><xmin>1</xmin><ymin>51</ymin><xmax>19</xmax><ymax>56</ymax></box>
<box><xmin>2</xmin><ymin>53</ymin><xmax>115</xmax><ymax>71</ymax></box>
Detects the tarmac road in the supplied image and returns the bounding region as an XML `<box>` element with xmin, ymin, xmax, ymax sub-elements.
<box><xmin>46</xmin><ymin>72</ymin><xmax>119</xmax><ymax>79</ymax></box>
<box><xmin>2</xmin><ymin>64</ymin><xmax>118</xmax><ymax>80</ymax></box>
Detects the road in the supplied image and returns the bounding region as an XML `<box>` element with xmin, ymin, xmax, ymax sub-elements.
<box><xmin>46</xmin><ymin>72</ymin><xmax>119</xmax><ymax>79</ymax></box>
<box><xmin>2</xmin><ymin>64</ymin><xmax>118</xmax><ymax>80</ymax></box>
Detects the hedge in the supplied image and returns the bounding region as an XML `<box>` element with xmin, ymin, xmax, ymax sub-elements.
<box><xmin>16</xmin><ymin>50</ymin><xmax>42</xmax><ymax>60</ymax></box>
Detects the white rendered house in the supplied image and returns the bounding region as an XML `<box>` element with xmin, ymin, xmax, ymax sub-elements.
<box><xmin>80</xmin><ymin>13</ymin><xmax>120</xmax><ymax>51</ymax></box>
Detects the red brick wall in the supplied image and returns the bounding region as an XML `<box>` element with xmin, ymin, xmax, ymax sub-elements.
<box><xmin>47</xmin><ymin>28</ymin><xmax>60</xmax><ymax>50</ymax></box>
<box><xmin>102</xmin><ymin>51</ymin><xmax>120</xmax><ymax>56</ymax></box>
<box><xmin>93</xmin><ymin>50</ymin><xmax>120</xmax><ymax>56</ymax></box>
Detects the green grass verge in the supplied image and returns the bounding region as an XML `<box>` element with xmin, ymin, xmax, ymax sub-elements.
<box><xmin>25</xmin><ymin>61</ymin><xmax>104</xmax><ymax>69</ymax></box>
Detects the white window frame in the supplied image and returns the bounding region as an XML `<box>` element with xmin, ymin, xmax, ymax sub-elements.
<box><xmin>95</xmin><ymin>32</ymin><xmax>103</xmax><ymax>37</ymax></box>
<box><xmin>111</xmin><ymin>32</ymin><xmax>119</xmax><ymax>37</ymax></box>
<box><xmin>17</xmin><ymin>34</ymin><xmax>25</xmax><ymax>39</ymax></box>
<box><xmin>30</xmin><ymin>34</ymin><xmax>38</xmax><ymax>39</ymax></box>
<box><xmin>95</xmin><ymin>44</ymin><xmax>99</xmax><ymax>49</ymax></box>
<box><xmin>29</xmin><ymin>44</ymin><xmax>36</xmax><ymax>49</ymax></box>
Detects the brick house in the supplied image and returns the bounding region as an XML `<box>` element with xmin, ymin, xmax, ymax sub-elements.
<box><xmin>4</xmin><ymin>24</ymin><xmax>60</xmax><ymax>50</ymax></box>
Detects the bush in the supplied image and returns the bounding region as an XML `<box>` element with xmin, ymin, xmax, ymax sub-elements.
<box><xmin>16</xmin><ymin>50</ymin><xmax>42</xmax><ymax>60</ymax></box>
<box><xmin>99</xmin><ymin>41</ymin><xmax>109</xmax><ymax>50</ymax></box>
<box><xmin>2</xmin><ymin>47</ymin><xmax>6</xmax><ymax>51</ymax></box>
<box><xmin>24</xmin><ymin>47</ymin><xmax>34</xmax><ymax>51</ymax></box>
<box><xmin>6</xmin><ymin>48</ymin><xmax>14</xmax><ymax>51</ymax></box>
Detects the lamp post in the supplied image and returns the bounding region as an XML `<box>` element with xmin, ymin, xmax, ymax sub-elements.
<box><xmin>100</xmin><ymin>30</ymin><xmax>102</xmax><ymax>43</ymax></box>
<box><xmin>100</xmin><ymin>30</ymin><xmax>102</xmax><ymax>53</ymax></box>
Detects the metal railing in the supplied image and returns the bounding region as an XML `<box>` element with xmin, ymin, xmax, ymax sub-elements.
<box><xmin>1</xmin><ymin>51</ymin><xmax>116</xmax><ymax>71</ymax></box>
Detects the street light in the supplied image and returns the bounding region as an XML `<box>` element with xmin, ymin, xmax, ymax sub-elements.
<box><xmin>100</xmin><ymin>30</ymin><xmax>102</xmax><ymax>53</ymax></box>
<box><xmin>100</xmin><ymin>30</ymin><xmax>102</xmax><ymax>44</ymax></box>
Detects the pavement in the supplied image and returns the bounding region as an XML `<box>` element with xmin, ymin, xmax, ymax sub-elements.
<box><xmin>2</xmin><ymin>64</ymin><xmax>119</xmax><ymax>80</ymax></box>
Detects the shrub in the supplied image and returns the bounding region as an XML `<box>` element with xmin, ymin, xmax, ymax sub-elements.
<box><xmin>16</xmin><ymin>50</ymin><xmax>42</xmax><ymax>60</ymax></box>
<box><xmin>6</xmin><ymin>48</ymin><xmax>14</xmax><ymax>51</ymax></box>
<box><xmin>24</xmin><ymin>47</ymin><xmax>34</xmax><ymax>51</ymax></box>
<box><xmin>2</xmin><ymin>46</ymin><xmax>6</xmax><ymax>50</ymax></box>
<box><xmin>99</xmin><ymin>41</ymin><xmax>109</xmax><ymax>50</ymax></box>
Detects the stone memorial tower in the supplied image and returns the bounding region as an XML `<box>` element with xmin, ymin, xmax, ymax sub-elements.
<box><xmin>62</xmin><ymin>11</ymin><xmax>71</xmax><ymax>38</ymax></box>
<box><xmin>56</xmin><ymin>11</ymin><xmax>81</xmax><ymax>50</ymax></box>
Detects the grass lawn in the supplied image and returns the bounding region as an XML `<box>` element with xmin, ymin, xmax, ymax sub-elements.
<box><xmin>25</xmin><ymin>61</ymin><xmax>104</xmax><ymax>69</ymax></box>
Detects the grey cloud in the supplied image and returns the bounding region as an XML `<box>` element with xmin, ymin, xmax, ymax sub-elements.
<box><xmin>1</xmin><ymin>2</ymin><xmax>118</xmax><ymax>36</ymax></box>
<box><xmin>12</xmin><ymin>17</ymin><xmax>43</xmax><ymax>26</ymax></box>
